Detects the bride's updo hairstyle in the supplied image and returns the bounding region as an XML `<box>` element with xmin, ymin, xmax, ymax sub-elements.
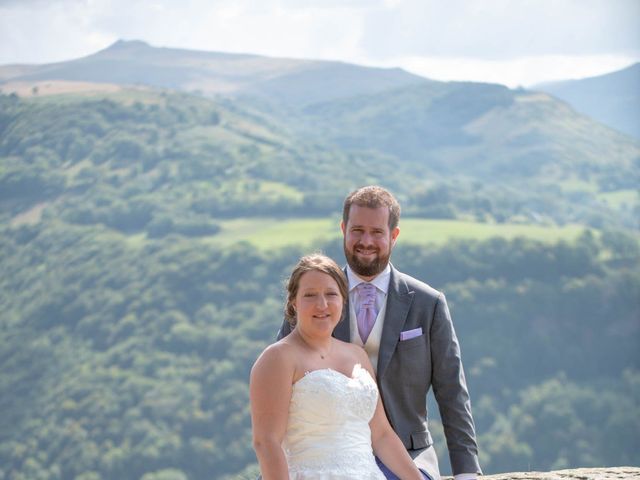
<box><xmin>285</xmin><ymin>254</ymin><xmax>348</xmax><ymax>326</ymax></box>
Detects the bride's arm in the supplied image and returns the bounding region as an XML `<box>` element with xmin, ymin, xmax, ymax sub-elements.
<box><xmin>250</xmin><ymin>343</ymin><xmax>294</xmax><ymax>479</ymax></box>
<box><xmin>358</xmin><ymin>350</ymin><xmax>423</xmax><ymax>480</ymax></box>
<box><xmin>370</xmin><ymin>399</ymin><xmax>423</xmax><ymax>480</ymax></box>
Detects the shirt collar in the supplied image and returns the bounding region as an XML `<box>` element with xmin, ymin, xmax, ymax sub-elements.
<box><xmin>346</xmin><ymin>263</ymin><xmax>391</xmax><ymax>295</ymax></box>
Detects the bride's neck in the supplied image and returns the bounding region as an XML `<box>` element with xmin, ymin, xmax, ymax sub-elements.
<box><xmin>294</xmin><ymin>328</ymin><xmax>333</xmax><ymax>354</ymax></box>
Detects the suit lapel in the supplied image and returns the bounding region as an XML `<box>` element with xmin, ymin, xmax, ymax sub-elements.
<box><xmin>333</xmin><ymin>298</ymin><xmax>351</xmax><ymax>342</ymax></box>
<box><xmin>377</xmin><ymin>266</ymin><xmax>414</xmax><ymax>379</ymax></box>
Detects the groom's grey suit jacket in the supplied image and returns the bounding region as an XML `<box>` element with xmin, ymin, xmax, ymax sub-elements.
<box><xmin>278</xmin><ymin>265</ymin><xmax>481</xmax><ymax>477</ymax></box>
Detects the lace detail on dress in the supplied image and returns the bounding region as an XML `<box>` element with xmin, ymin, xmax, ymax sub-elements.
<box><xmin>288</xmin><ymin>450</ymin><xmax>384</xmax><ymax>477</ymax></box>
<box><xmin>284</xmin><ymin>366</ymin><xmax>385</xmax><ymax>479</ymax></box>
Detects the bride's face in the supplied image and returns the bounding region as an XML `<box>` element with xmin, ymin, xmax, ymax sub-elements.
<box><xmin>293</xmin><ymin>270</ymin><xmax>343</xmax><ymax>336</ymax></box>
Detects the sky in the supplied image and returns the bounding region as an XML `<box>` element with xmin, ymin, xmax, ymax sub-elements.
<box><xmin>0</xmin><ymin>0</ymin><xmax>638</xmax><ymax>87</ymax></box>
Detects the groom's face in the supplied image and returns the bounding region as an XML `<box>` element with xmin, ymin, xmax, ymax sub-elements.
<box><xmin>341</xmin><ymin>204</ymin><xmax>400</xmax><ymax>281</ymax></box>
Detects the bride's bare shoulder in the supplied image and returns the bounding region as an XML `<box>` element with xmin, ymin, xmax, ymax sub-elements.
<box><xmin>251</xmin><ymin>337</ymin><xmax>298</xmax><ymax>378</ymax></box>
<box><xmin>255</xmin><ymin>337</ymin><xmax>293</xmax><ymax>363</ymax></box>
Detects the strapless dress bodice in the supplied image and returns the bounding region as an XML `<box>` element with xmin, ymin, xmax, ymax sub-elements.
<box><xmin>284</xmin><ymin>366</ymin><xmax>385</xmax><ymax>479</ymax></box>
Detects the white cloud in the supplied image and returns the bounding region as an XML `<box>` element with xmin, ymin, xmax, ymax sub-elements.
<box><xmin>0</xmin><ymin>1</ymin><xmax>111</xmax><ymax>64</ymax></box>
<box><xmin>359</xmin><ymin>0</ymin><xmax>640</xmax><ymax>61</ymax></box>
<box><xmin>280</xmin><ymin>0</ymin><xmax>385</xmax><ymax>8</ymax></box>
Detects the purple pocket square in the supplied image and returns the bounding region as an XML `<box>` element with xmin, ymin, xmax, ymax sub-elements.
<box><xmin>400</xmin><ymin>327</ymin><xmax>423</xmax><ymax>341</ymax></box>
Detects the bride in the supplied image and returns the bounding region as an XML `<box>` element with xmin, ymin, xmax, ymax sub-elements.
<box><xmin>250</xmin><ymin>254</ymin><xmax>423</xmax><ymax>479</ymax></box>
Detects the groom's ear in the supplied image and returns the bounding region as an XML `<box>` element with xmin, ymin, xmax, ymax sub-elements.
<box><xmin>391</xmin><ymin>226</ymin><xmax>400</xmax><ymax>246</ymax></box>
<box><xmin>340</xmin><ymin>221</ymin><xmax>346</xmax><ymax>234</ymax></box>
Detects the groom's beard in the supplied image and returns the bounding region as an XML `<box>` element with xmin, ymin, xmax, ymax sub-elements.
<box><xmin>343</xmin><ymin>240</ymin><xmax>391</xmax><ymax>278</ymax></box>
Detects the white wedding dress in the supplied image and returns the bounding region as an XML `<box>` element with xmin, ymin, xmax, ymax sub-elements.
<box><xmin>284</xmin><ymin>365</ymin><xmax>386</xmax><ymax>479</ymax></box>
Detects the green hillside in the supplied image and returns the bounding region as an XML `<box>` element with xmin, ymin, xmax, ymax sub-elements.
<box><xmin>266</xmin><ymin>81</ymin><xmax>639</xmax><ymax>186</ymax></box>
<box><xmin>238</xmin><ymin>81</ymin><xmax>640</xmax><ymax>230</ymax></box>
<box><xmin>2</xmin><ymin>86</ymin><xmax>638</xmax><ymax>235</ymax></box>
<box><xmin>0</xmin><ymin>91</ymin><xmax>383</xmax><ymax>231</ymax></box>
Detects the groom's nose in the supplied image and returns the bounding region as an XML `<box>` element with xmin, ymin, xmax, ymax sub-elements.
<box><xmin>358</xmin><ymin>232</ymin><xmax>375</xmax><ymax>246</ymax></box>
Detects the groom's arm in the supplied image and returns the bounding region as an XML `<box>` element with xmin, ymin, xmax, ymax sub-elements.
<box><xmin>430</xmin><ymin>292</ymin><xmax>481</xmax><ymax>476</ymax></box>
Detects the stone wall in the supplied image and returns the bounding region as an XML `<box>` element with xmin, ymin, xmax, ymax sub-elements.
<box><xmin>445</xmin><ymin>467</ymin><xmax>640</xmax><ymax>480</ymax></box>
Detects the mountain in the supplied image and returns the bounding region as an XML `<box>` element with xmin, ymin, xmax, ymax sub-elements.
<box><xmin>532</xmin><ymin>63</ymin><xmax>640</xmax><ymax>140</ymax></box>
<box><xmin>279</xmin><ymin>81</ymin><xmax>638</xmax><ymax>180</ymax></box>
<box><xmin>1</xmin><ymin>40</ymin><xmax>638</xmax><ymax>230</ymax></box>
<box><xmin>0</xmin><ymin>39</ymin><xmax>426</xmax><ymax>107</ymax></box>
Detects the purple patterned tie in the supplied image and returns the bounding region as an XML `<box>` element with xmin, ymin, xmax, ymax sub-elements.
<box><xmin>356</xmin><ymin>283</ymin><xmax>377</xmax><ymax>344</ymax></box>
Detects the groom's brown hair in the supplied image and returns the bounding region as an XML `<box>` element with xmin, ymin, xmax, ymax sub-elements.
<box><xmin>342</xmin><ymin>185</ymin><xmax>401</xmax><ymax>231</ymax></box>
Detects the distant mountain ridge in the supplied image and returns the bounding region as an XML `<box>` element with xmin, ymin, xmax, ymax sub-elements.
<box><xmin>533</xmin><ymin>62</ymin><xmax>640</xmax><ymax>139</ymax></box>
<box><xmin>3</xmin><ymin>39</ymin><xmax>638</xmax><ymax>135</ymax></box>
<box><xmin>0</xmin><ymin>39</ymin><xmax>426</xmax><ymax>106</ymax></box>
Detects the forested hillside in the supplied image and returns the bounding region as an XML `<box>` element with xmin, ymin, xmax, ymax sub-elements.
<box><xmin>1</xmin><ymin>42</ymin><xmax>639</xmax><ymax>479</ymax></box>
<box><xmin>1</xmin><ymin>89</ymin><xmax>638</xmax><ymax>232</ymax></box>
<box><xmin>1</xmin><ymin>222</ymin><xmax>638</xmax><ymax>479</ymax></box>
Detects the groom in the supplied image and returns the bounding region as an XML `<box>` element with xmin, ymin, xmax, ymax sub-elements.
<box><xmin>278</xmin><ymin>186</ymin><xmax>481</xmax><ymax>480</ymax></box>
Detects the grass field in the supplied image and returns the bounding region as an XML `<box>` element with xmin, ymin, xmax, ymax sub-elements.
<box><xmin>597</xmin><ymin>189</ymin><xmax>638</xmax><ymax>209</ymax></box>
<box><xmin>207</xmin><ymin>217</ymin><xmax>591</xmax><ymax>251</ymax></box>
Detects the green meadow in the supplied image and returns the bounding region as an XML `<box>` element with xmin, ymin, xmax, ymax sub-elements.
<box><xmin>208</xmin><ymin>217</ymin><xmax>591</xmax><ymax>251</ymax></box>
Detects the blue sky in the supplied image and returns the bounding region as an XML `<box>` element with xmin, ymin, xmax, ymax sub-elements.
<box><xmin>1</xmin><ymin>0</ymin><xmax>638</xmax><ymax>87</ymax></box>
